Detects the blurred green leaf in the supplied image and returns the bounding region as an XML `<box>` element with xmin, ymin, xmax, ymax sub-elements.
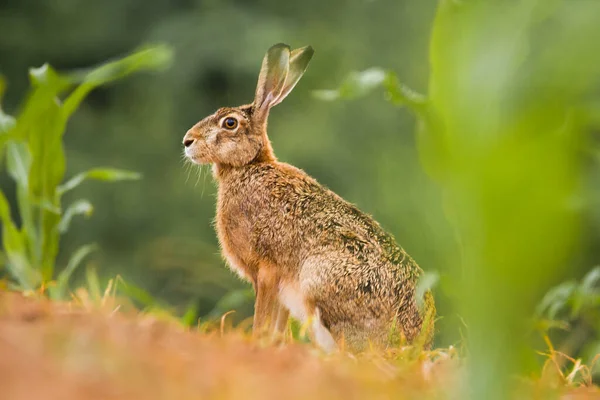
<box><xmin>58</xmin><ymin>168</ymin><xmax>142</xmax><ymax>196</ymax></box>
<box><xmin>0</xmin><ymin>191</ymin><xmax>39</xmax><ymax>290</ymax></box>
<box><xmin>0</xmin><ymin>77</ymin><xmax>15</xmax><ymax>156</ymax></box>
<box><xmin>28</xmin><ymin>63</ymin><xmax>71</xmax><ymax>91</ymax></box>
<box><xmin>314</xmin><ymin>68</ymin><xmax>427</xmax><ymax>118</ymax></box>
<box><xmin>57</xmin><ymin>199</ymin><xmax>94</xmax><ymax>234</ymax></box>
<box><xmin>6</xmin><ymin>141</ymin><xmax>38</xmax><ymax>265</ymax></box>
<box><xmin>181</xmin><ymin>301</ymin><xmax>200</xmax><ymax>327</ymax></box>
<box><xmin>208</xmin><ymin>288</ymin><xmax>255</xmax><ymax>318</ymax></box>
<box><xmin>536</xmin><ymin>280</ymin><xmax>577</xmax><ymax>321</ymax></box>
<box><xmin>63</xmin><ymin>44</ymin><xmax>173</xmax><ymax>118</ymax></box>
<box><xmin>118</xmin><ymin>280</ymin><xmax>160</xmax><ymax>309</ymax></box>
<box><xmin>313</xmin><ymin>67</ymin><xmax>386</xmax><ymax>100</ymax></box>
<box><xmin>415</xmin><ymin>270</ymin><xmax>439</xmax><ymax>310</ymax></box>
<box><xmin>50</xmin><ymin>243</ymin><xmax>98</xmax><ymax>300</ymax></box>
<box><xmin>85</xmin><ymin>266</ymin><xmax>103</xmax><ymax>302</ymax></box>
<box><xmin>6</xmin><ymin>141</ymin><xmax>31</xmax><ymax>188</ymax></box>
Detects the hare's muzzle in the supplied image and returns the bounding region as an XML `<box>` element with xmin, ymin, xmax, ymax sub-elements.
<box><xmin>182</xmin><ymin>129</ymin><xmax>196</xmax><ymax>148</ymax></box>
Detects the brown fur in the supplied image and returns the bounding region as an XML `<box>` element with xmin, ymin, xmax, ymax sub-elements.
<box><xmin>182</xmin><ymin>44</ymin><xmax>435</xmax><ymax>352</ymax></box>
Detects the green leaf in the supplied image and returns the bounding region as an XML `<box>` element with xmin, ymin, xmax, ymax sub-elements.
<box><xmin>118</xmin><ymin>280</ymin><xmax>159</xmax><ymax>308</ymax></box>
<box><xmin>208</xmin><ymin>288</ymin><xmax>255</xmax><ymax>318</ymax></box>
<box><xmin>383</xmin><ymin>71</ymin><xmax>427</xmax><ymax>114</ymax></box>
<box><xmin>50</xmin><ymin>243</ymin><xmax>98</xmax><ymax>300</ymax></box>
<box><xmin>6</xmin><ymin>141</ymin><xmax>31</xmax><ymax>188</ymax></box>
<box><xmin>313</xmin><ymin>68</ymin><xmax>427</xmax><ymax>117</ymax></box>
<box><xmin>62</xmin><ymin>44</ymin><xmax>173</xmax><ymax>118</ymax></box>
<box><xmin>581</xmin><ymin>266</ymin><xmax>600</xmax><ymax>294</ymax></box>
<box><xmin>5</xmin><ymin>141</ymin><xmax>40</xmax><ymax>265</ymax></box>
<box><xmin>415</xmin><ymin>270</ymin><xmax>439</xmax><ymax>310</ymax></box>
<box><xmin>0</xmin><ymin>76</ymin><xmax>15</xmax><ymax>154</ymax></box>
<box><xmin>0</xmin><ymin>191</ymin><xmax>39</xmax><ymax>290</ymax></box>
<box><xmin>313</xmin><ymin>67</ymin><xmax>386</xmax><ymax>101</ymax></box>
<box><xmin>58</xmin><ymin>168</ymin><xmax>142</xmax><ymax>196</ymax></box>
<box><xmin>57</xmin><ymin>199</ymin><xmax>94</xmax><ymax>234</ymax></box>
<box><xmin>536</xmin><ymin>281</ymin><xmax>576</xmax><ymax>320</ymax></box>
<box><xmin>181</xmin><ymin>301</ymin><xmax>200</xmax><ymax>327</ymax></box>
<box><xmin>85</xmin><ymin>266</ymin><xmax>103</xmax><ymax>302</ymax></box>
<box><xmin>29</xmin><ymin>63</ymin><xmax>71</xmax><ymax>91</ymax></box>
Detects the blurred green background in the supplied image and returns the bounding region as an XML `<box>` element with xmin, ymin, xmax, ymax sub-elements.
<box><xmin>1</xmin><ymin>0</ymin><xmax>598</xmax><ymax>363</ymax></box>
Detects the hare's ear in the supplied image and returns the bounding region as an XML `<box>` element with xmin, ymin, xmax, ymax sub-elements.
<box><xmin>270</xmin><ymin>46</ymin><xmax>314</xmax><ymax>107</ymax></box>
<box><xmin>254</xmin><ymin>43</ymin><xmax>290</xmax><ymax>117</ymax></box>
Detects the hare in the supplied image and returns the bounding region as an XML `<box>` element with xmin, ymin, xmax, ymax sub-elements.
<box><xmin>182</xmin><ymin>43</ymin><xmax>435</xmax><ymax>352</ymax></box>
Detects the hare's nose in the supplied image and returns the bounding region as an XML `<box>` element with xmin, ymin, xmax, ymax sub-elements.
<box><xmin>183</xmin><ymin>138</ymin><xmax>195</xmax><ymax>148</ymax></box>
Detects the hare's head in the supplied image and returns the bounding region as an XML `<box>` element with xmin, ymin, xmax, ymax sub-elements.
<box><xmin>183</xmin><ymin>43</ymin><xmax>314</xmax><ymax>167</ymax></box>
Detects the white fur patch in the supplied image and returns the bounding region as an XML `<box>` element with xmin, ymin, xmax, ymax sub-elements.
<box><xmin>279</xmin><ymin>283</ymin><xmax>337</xmax><ymax>352</ymax></box>
<box><xmin>312</xmin><ymin>308</ymin><xmax>337</xmax><ymax>353</ymax></box>
<box><xmin>279</xmin><ymin>283</ymin><xmax>308</xmax><ymax>322</ymax></box>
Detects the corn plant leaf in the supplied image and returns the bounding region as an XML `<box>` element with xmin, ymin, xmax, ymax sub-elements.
<box><xmin>62</xmin><ymin>44</ymin><xmax>173</xmax><ymax>119</ymax></box>
<box><xmin>6</xmin><ymin>141</ymin><xmax>31</xmax><ymax>188</ymax></box>
<box><xmin>313</xmin><ymin>69</ymin><xmax>427</xmax><ymax>118</ymax></box>
<box><xmin>57</xmin><ymin>199</ymin><xmax>94</xmax><ymax>234</ymax></box>
<box><xmin>5</xmin><ymin>141</ymin><xmax>39</xmax><ymax>264</ymax></box>
<box><xmin>0</xmin><ymin>77</ymin><xmax>15</xmax><ymax>163</ymax></box>
<box><xmin>0</xmin><ymin>77</ymin><xmax>15</xmax><ymax>133</ymax></box>
<box><xmin>0</xmin><ymin>191</ymin><xmax>39</xmax><ymax>290</ymax></box>
<box><xmin>14</xmin><ymin>81</ymin><xmax>66</xmax><ymax>282</ymax></box>
<box><xmin>29</xmin><ymin>63</ymin><xmax>71</xmax><ymax>91</ymax></box>
<box><xmin>50</xmin><ymin>243</ymin><xmax>98</xmax><ymax>300</ymax></box>
<box><xmin>58</xmin><ymin>168</ymin><xmax>142</xmax><ymax>196</ymax></box>
<box><xmin>313</xmin><ymin>67</ymin><xmax>386</xmax><ymax>101</ymax></box>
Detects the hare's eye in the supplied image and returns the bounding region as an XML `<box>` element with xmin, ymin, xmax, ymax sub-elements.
<box><xmin>222</xmin><ymin>117</ymin><xmax>238</xmax><ymax>130</ymax></box>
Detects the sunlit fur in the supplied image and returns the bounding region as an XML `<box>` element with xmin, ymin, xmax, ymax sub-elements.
<box><xmin>182</xmin><ymin>44</ymin><xmax>435</xmax><ymax>352</ymax></box>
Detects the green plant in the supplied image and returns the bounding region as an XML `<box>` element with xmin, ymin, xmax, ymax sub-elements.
<box><xmin>0</xmin><ymin>45</ymin><xmax>172</xmax><ymax>298</ymax></box>
<box><xmin>317</xmin><ymin>1</ymin><xmax>600</xmax><ymax>398</ymax></box>
<box><xmin>536</xmin><ymin>267</ymin><xmax>600</xmax><ymax>375</ymax></box>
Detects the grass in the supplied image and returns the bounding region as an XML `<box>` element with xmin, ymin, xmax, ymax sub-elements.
<box><xmin>0</xmin><ymin>290</ymin><xmax>598</xmax><ymax>400</ymax></box>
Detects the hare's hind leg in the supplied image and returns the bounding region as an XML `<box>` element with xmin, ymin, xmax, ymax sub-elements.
<box><xmin>309</xmin><ymin>307</ymin><xmax>337</xmax><ymax>353</ymax></box>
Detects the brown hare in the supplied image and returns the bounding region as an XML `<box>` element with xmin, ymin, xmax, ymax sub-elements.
<box><xmin>182</xmin><ymin>43</ymin><xmax>435</xmax><ymax>352</ymax></box>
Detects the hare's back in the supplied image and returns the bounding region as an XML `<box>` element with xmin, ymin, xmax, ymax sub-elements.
<box><xmin>263</xmin><ymin>163</ymin><xmax>422</xmax><ymax>276</ymax></box>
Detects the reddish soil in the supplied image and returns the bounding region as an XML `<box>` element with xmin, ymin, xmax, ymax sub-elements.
<box><xmin>0</xmin><ymin>292</ymin><xmax>597</xmax><ymax>400</ymax></box>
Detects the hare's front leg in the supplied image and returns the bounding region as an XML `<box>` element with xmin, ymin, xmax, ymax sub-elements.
<box><xmin>252</xmin><ymin>272</ymin><xmax>280</xmax><ymax>337</ymax></box>
<box><xmin>275</xmin><ymin>306</ymin><xmax>290</xmax><ymax>334</ymax></box>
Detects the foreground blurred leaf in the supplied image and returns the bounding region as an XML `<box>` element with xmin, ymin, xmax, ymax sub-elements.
<box><xmin>427</xmin><ymin>1</ymin><xmax>600</xmax><ymax>398</ymax></box>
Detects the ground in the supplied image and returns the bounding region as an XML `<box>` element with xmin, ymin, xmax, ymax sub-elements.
<box><xmin>0</xmin><ymin>291</ymin><xmax>598</xmax><ymax>400</ymax></box>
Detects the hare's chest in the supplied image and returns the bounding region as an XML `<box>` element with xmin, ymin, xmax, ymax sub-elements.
<box><xmin>215</xmin><ymin>191</ymin><xmax>265</xmax><ymax>281</ymax></box>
